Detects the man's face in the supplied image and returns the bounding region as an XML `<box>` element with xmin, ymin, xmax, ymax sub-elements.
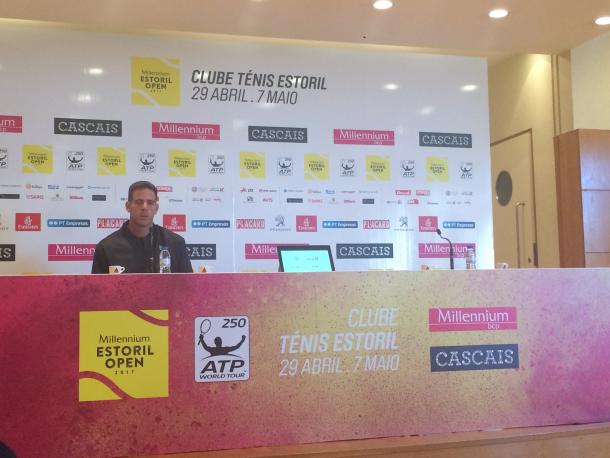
<box><xmin>126</xmin><ymin>188</ymin><xmax>159</xmax><ymax>228</ymax></box>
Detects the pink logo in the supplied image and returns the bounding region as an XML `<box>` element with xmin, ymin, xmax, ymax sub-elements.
<box><xmin>416</xmin><ymin>189</ymin><xmax>430</xmax><ymax>196</ymax></box>
<box><xmin>163</xmin><ymin>214</ymin><xmax>186</xmax><ymax>232</ymax></box>
<box><xmin>363</xmin><ymin>219</ymin><xmax>390</xmax><ymax>229</ymax></box>
<box><xmin>245</xmin><ymin>243</ymin><xmax>307</xmax><ymax>259</ymax></box>
<box><xmin>429</xmin><ymin>307</ymin><xmax>517</xmax><ymax>332</ymax></box>
<box><xmin>152</xmin><ymin>122</ymin><xmax>220</xmax><ymax>140</ymax></box>
<box><xmin>15</xmin><ymin>213</ymin><xmax>41</xmax><ymax>231</ymax></box>
<box><xmin>395</xmin><ymin>189</ymin><xmax>411</xmax><ymax>196</ymax></box>
<box><xmin>407</xmin><ymin>198</ymin><xmax>420</xmax><ymax>205</ymax></box>
<box><xmin>296</xmin><ymin>215</ymin><xmax>317</xmax><ymax>232</ymax></box>
<box><xmin>333</xmin><ymin>129</ymin><xmax>394</xmax><ymax>146</ymax></box>
<box><xmin>418</xmin><ymin>243</ymin><xmax>475</xmax><ymax>258</ymax></box>
<box><xmin>157</xmin><ymin>186</ymin><xmax>173</xmax><ymax>192</ymax></box>
<box><xmin>97</xmin><ymin>218</ymin><xmax>127</xmax><ymax>229</ymax></box>
<box><xmin>48</xmin><ymin>244</ymin><xmax>96</xmax><ymax>261</ymax></box>
<box><xmin>236</xmin><ymin>219</ymin><xmax>265</xmax><ymax>229</ymax></box>
<box><xmin>0</xmin><ymin>115</ymin><xmax>23</xmax><ymax>133</ymax></box>
<box><xmin>418</xmin><ymin>216</ymin><xmax>438</xmax><ymax>232</ymax></box>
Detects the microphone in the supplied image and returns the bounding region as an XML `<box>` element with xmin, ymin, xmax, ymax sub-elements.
<box><xmin>436</xmin><ymin>228</ymin><xmax>454</xmax><ymax>270</ymax></box>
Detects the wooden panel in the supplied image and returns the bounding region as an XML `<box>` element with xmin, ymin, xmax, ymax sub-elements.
<box><xmin>554</xmin><ymin>130</ymin><xmax>585</xmax><ymax>267</ymax></box>
<box><xmin>137</xmin><ymin>422</ymin><xmax>610</xmax><ymax>458</ymax></box>
<box><xmin>585</xmin><ymin>253</ymin><xmax>610</xmax><ymax>267</ymax></box>
<box><xmin>579</xmin><ymin>129</ymin><xmax>610</xmax><ymax>189</ymax></box>
<box><xmin>582</xmin><ymin>190</ymin><xmax>610</xmax><ymax>252</ymax></box>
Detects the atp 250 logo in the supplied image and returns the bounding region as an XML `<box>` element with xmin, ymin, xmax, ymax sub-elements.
<box><xmin>195</xmin><ymin>316</ymin><xmax>249</xmax><ymax>382</ymax></box>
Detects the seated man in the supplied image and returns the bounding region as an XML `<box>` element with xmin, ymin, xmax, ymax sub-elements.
<box><xmin>91</xmin><ymin>181</ymin><xmax>193</xmax><ymax>274</ymax></box>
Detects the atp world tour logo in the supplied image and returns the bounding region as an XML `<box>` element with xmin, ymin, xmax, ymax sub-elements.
<box><xmin>66</xmin><ymin>151</ymin><xmax>85</xmax><ymax>171</ymax></box>
<box><xmin>277</xmin><ymin>157</ymin><xmax>293</xmax><ymax>176</ymax></box>
<box><xmin>0</xmin><ymin>148</ymin><xmax>8</xmax><ymax>169</ymax></box>
<box><xmin>139</xmin><ymin>153</ymin><xmax>156</xmax><ymax>173</ymax></box>
<box><xmin>208</xmin><ymin>154</ymin><xmax>225</xmax><ymax>174</ymax></box>
<box><xmin>195</xmin><ymin>316</ymin><xmax>250</xmax><ymax>382</ymax></box>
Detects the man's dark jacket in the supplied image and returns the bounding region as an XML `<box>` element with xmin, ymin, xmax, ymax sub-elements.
<box><xmin>91</xmin><ymin>222</ymin><xmax>193</xmax><ymax>273</ymax></box>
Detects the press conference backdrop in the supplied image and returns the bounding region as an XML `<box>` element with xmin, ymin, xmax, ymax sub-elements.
<box><xmin>0</xmin><ymin>22</ymin><xmax>492</xmax><ymax>274</ymax></box>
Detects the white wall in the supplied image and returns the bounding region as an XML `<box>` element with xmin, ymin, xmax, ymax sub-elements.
<box><xmin>572</xmin><ymin>30</ymin><xmax>610</xmax><ymax>129</ymax></box>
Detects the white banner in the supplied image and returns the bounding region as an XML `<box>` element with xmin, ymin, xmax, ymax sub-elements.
<box><xmin>0</xmin><ymin>23</ymin><xmax>492</xmax><ymax>273</ymax></box>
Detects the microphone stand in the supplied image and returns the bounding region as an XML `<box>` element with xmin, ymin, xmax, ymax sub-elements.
<box><xmin>436</xmin><ymin>229</ymin><xmax>454</xmax><ymax>270</ymax></box>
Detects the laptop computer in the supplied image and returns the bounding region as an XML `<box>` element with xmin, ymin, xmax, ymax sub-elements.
<box><xmin>277</xmin><ymin>245</ymin><xmax>335</xmax><ymax>272</ymax></box>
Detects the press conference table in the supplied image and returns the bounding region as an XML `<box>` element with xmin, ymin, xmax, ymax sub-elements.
<box><xmin>2</xmin><ymin>269</ymin><xmax>610</xmax><ymax>457</ymax></box>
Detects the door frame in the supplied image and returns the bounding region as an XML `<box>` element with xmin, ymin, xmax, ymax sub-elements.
<box><xmin>490</xmin><ymin>128</ymin><xmax>540</xmax><ymax>267</ymax></box>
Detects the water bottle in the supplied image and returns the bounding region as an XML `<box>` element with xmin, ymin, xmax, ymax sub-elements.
<box><xmin>465</xmin><ymin>247</ymin><xmax>476</xmax><ymax>270</ymax></box>
<box><xmin>159</xmin><ymin>245</ymin><xmax>171</xmax><ymax>273</ymax></box>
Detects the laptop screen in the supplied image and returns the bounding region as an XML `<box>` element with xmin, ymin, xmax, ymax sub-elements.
<box><xmin>277</xmin><ymin>245</ymin><xmax>335</xmax><ymax>272</ymax></box>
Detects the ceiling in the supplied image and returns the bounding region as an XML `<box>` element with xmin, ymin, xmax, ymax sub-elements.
<box><xmin>1</xmin><ymin>0</ymin><xmax>610</xmax><ymax>61</ymax></box>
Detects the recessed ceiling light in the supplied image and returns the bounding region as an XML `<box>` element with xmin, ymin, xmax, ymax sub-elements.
<box><xmin>489</xmin><ymin>8</ymin><xmax>509</xmax><ymax>19</ymax></box>
<box><xmin>419</xmin><ymin>106</ymin><xmax>435</xmax><ymax>116</ymax></box>
<box><xmin>384</xmin><ymin>83</ymin><xmax>399</xmax><ymax>91</ymax></box>
<box><xmin>595</xmin><ymin>16</ymin><xmax>610</xmax><ymax>26</ymax></box>
<box><xmin>373</xmin><ymin>1</ymin><xmax>393</xmax><ymax>10</ymax></box>
<box><xmin>76</xmin><ymin>93</ymin><xmax>94</xmax><ymax>104</ymax></box>
<box><xmin>84</xmin><ymin>67</ymin><xmax>104</xmax><ymax>76</ymax></box>
<box><xmin>461</xmin><ymin>84</ymin><xmax>478</xmax><ymax>92</ymax></box>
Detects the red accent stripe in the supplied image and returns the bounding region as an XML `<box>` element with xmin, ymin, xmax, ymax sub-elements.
<box><xmin>79</xmin><ymin>371</ymin><xmax>134</xmax><ymax>400</ymax></box>
<box><xmin>130</xmin><ymin>309</ymin><xmax>169</xmax><ymax>327</ymax></box>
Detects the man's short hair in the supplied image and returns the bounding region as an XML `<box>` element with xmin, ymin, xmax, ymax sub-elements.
<box><xmin>128</xmin><ymin>181</ymin><xmax>158</xmax><ymax>201</ymax></box>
